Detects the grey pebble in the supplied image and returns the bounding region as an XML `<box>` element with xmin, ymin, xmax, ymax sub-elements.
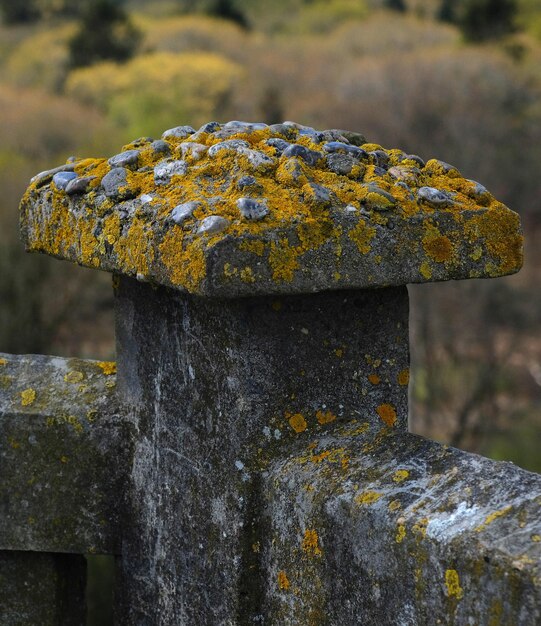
<box><xmin>224</xmin><ymin>121</ymin><xmax>268</xmax><ymax>131</ymax></box>
<box><xmin>197</xmin><ymin>215</ymin><xmax>230</xmax><ymax>235</ymax></box>
<box><xmin>65</xmin><ymin>176</ymin><xmax>96</xmax><ymax>195</ymax></box>
<box><xmin>171</xmin><ymin>201</ymin><xmax>201</xmax><ymax>225</ymax></box>
<box><xmin>208</xmin><ymin>140</ymin><xmax>250</xmax><ymax>157</ymax></box>
<box><xmin>108</xmin><ymin>149</ymin><xmax>140</xmax><ymax>168</ymax></box>
<box><xmin>31</xmin><ymin>163</ymin><xmax>76</xmax><ymax>186</ymax></box>
<box><xmin>432</xmin><ymin>159</ymin><xmax>458</xmax><ymax>174</ymax></box>
<box><xmin>179</xmin><ymin>142</ymin><xmax>208</xmax><ymax>160</ymax></box>
<box><xmin>388</xmin><ymin>166</ymin><xmax>420</xmax><ymax>183</ymax></box>
<box><xmin>467</xmin><ymin>179</ymin><xmax>489</xmax><ymax>197</ymax></box>
<box><xmin>405</xmin><ymin>154</ymin><xmax>425</xmax><ymax>167</ymax></box>
<box><xmin>52</xmin><ymin>171</ymin><xmax>78</xmax><ymax>190</ymax></box>
<box><xmin>154</xmin><ymin>160</ymin><xmax>187</xmax><ymax>185</ymax></box>
<box><xmin>305</xmin><ymin>182</ymin><xmax>331</xmax><ymax>207</ymax></box>
<box><xmin>102</xmin><ymin>168</ymin><xmax>130</xmax><ymax>199</ymax></box>
<box><xmin>279</xmin><ymin>157</ymin><xmax>309</xmax><ymax>185</ymax></box>
<box><xmin>364</xmin><ymin>183</ymin><xmax>396</xmax><ymax>211</ymax></box>
<box><xmin>268</xmin><ymin>123</ymin><xmax>297</xmax><ymax>139</ymax></box>
<box><xmin>237</xmin><ymin>197</ymin><xmax>269</xmax><ymax>221</ymax></box>
<box><xmin>282</xmin><ymin>143</ymin><xmax>322</xmax><ymax>166</ymax></box>
<box><xmin>245</xmin><ymin>149</ymin><xmax>274</xmax><ymax>170</ymax></box>
<box><xmin>199</xmin><ymin>121</ymin><xmax>221</xmax><ymax>134</ymax></box>
<box><xmin>417</xmin><ymin>186</ymin><xmax>453</xmax><ymax>206</ymax></box>
<box><xmin>324</xmin><ymin>142</ymin><xmax>367</xmax><ymax>159</ymax></box>
<box><xmin>373</xmin><ymin>166</ymin><xmax>388</xmax><ymax>177</ymax></box>
<box><xmin>236</xmin><ymin>176</ymin><xmax>261</xmax><ymax>191</ymax></box>
<box><xmin>335</xmin><ymin>129</ymin><xmax>366</xmax><ymax>146</ymax></box>
<box><xmin>162</xmin><ymin>126</ymin><xmax>195</xmax><ymax>140</ymax></box>
<box><xmin>151</xmin><ymin>140</ymin><xmax>171</xmax><ymax>155</ymax></box>
<box><xmin>266</xmin><ymin>138</ymin><xmax>291</xmax><ymax>153</ymax></box>
<box><xmin>325</xmin><ymin>153</ymin><xmax>356</xmax><ymax>176</ymax></box>
<box><xmin>370</xmin><ymin>150</ymin><xmax>389</xmax><ymax>168</ymax></box>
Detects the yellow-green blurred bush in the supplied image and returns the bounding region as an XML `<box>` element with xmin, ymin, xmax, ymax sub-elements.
<box><xmin>137</xmin><ymin>14</ymin><xmax>248</xmax><ymax>61</ymax></box>
<box><xmin>3</xmin><ymin>23</ymin><xmax>75</xmax><ymax>91</ymax></box>
<box><xmin>65</xmin><ymin>51</ymin><xmax>244</xmax><ymax>138</ymax></box>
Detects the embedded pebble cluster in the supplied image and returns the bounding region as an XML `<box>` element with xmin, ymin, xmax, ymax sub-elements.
<box><xmin>20</xmin><ymin>120</ymin><xmax>522</xmax><ymax>295</ymax></box>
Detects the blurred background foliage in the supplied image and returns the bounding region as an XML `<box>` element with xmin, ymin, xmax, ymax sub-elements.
<box><xmin>1</xmin><ymin>0</ymin><xmax>540</xmax><ymax>620</ymax></box>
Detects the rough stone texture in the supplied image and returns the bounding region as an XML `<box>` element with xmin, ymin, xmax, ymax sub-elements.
<box><xmin>0</xmin><ymin>353</ymin><xmax>125</xmax><ymax>554</ymax></box>
<box><xmin>19</xmin><ymin>121</ymin><xmax>522</xmax><ymax>297</ymax></box>
<box><xmin>260</xmin><ymin>428</ymin><xmax>541</xmax><ymax>625</ymax></box>
<box><xmin>0</xmin><ymin>551</ymin><xmax>86</xmax><ymax>625</ymax></box>
<box><xmin>114</xmin><ymin>277</ymin><xmax>409</xmax><ymax>624</ymax></box>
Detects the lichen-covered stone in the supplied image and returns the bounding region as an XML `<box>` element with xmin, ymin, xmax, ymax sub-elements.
<box><xmin>0</xmin><ymin>353</ymin><xmax>124</xmax><ymax>554</ymax></box>
<box><xmin>20</xmin><ymin>120</ymin><xmax>523</xmax><ymax>297</ymax></box>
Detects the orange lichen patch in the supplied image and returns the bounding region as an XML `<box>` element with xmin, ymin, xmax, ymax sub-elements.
<box><xmin>419</xmin><ymin>261</ymin><xmax>432</xmax><ymax>280</ymax></box>
<box><xmin>445</xmin><ymin>569</ymin><xmax>464</xmax><ymax>600</ymax></box>
<box><xmin>287</xmin><ymin>412</ymin><xmax>307</xmax><ymax>433</ymax></box>
<box><xmin>397</xmin><ymin>368</ymin><xmax>410</xmax><ymax>386</ymax></box>
<box><xmin>475</xmin><ymin>506</ymin><xmax>513</xmax><ymax>532</ymax></box>
<box><xmin>316</xmin><ymin>409</ymin><xmax>336</xmax><ymax>425</ymax></box>
<box><xmin>464</xmin><ymin>208</ymin><xmax>523</xmax><ymax>275</ymax></box>
<box><xmin>20</xmin><ymin>388</ymin><xmax>36</xmax><ymax>406</ymax></box>
<box><xmin>393</xmin><ymin>469</ymin><xmax>410</xmax><ymax>483</ymax></box>
<box><xmin>348</xmin><ymin>219</ymin><xmax>376</xmax><ymax>254</ymax></box>
<box><xmin>238</xmin><ymin>239</ymin><xmax>266</xmax><ymax>256</ymax></box>
<box><xmin>277</xmin><ymin>570</ymin><xmax>290</xmax><ymax>591</ymax></box>
<box><xmin>395</xmin><ymin>524</ymin><xmax>406</xmax><ymax>543</ymax></box>
<box><xmin>368</xmin><ymin>373</ymin><xmax>381</xmax><ymax>385</ymax></box>
<box><xmin>422</xmin><ymin>223</ymin><xmax>455</xmax><ymax>264</ymax></box>
<box><xmin>269</xmin><ymin>239</ymin><xmax>299</xmax><ymax>282</ymax></box>
<box><xmin>302</xmin><ymin>529</ymin><xmax>322</xmax><ymax>557</ymax></box>
<box><xmin>376</xmin><ymin>403</ymin><xmax>397</xmax><ymax>427</ymax></box>
<box><xmin>96</xmin><ymin>361</ymin><xmax>116</xmax><ymax>375</ymax></box>
<box><xmin>355</xmin><ymin>490</ymin><xmax>383</xmax><ymax>506</ymax></box>
<box><xmin>0</xmin><ymin>358</ymin><xmax>8</xmax><ymax>366</ymax></box>
<box><xmin>114</xmin><ymin>217</ymin><xmax>155</xmax><ymax>277</ymax></box>
<box><xmin>64</xmin><ymin>370</ymin><xmax>84</xmax><ymax>383</ymax></box>
<box><xmin>159</xmin><ymin>232</ymin><xmax>207</xmax><ymax>292</ymax></box>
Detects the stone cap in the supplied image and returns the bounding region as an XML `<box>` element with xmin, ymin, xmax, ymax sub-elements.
<box><xmin>20</xmin><ymin>120</ymin><xmax>523</xmax><ymax>297</ymax></box>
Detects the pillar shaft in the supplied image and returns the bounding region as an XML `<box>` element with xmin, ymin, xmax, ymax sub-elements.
<box><xmin>114</xmin><ymin>278</ymin><xmax>409</xmax><ymax>624</ymax></box>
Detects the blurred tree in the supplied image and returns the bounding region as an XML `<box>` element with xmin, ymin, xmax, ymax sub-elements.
<box><xmin>68</xmin><ymin>0</ymin><xmax>141</xmax><ymax>68</ymax></box>
<box><xmin>385</xmin><ymin>0</ymin><xmax>406</xmax><ymax>11</ymax></box>
<box><xmin>439</xmin><ymin>0</ymin><xmax>517</xmax><ymax>41</ymax></box>
<box><xmin>0</xmin><ymin>0</ymin><xmax>40</xmax><ymax>24</ymax></box>
<box><xmin>175</xmin><ymin>0</ymin><xmax>248</xmax><ymax>27</ymax></box>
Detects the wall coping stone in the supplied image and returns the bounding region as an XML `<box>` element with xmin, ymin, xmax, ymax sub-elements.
<box><xmin>19</xmin><ymin>120</ymin><xmax>523</xmax><ymax>297</ymax></box>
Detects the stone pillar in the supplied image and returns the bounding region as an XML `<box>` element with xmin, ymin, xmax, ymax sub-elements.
<box><xmin>114</xmin><ymin>278</ymin><xmax>409</xmax><ymax>623</ymax></box>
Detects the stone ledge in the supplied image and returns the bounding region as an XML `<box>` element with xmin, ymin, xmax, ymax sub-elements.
<box><xmin>0</xmin><ymin>353</ymin><xmax>125</xmax><ymax>555</ymax></box>
<box><xmin>261</xmin><ymin>427</ymin><xmax>541</xmax><ymax>624</ymax></box>
<box><xmin>20</xmin><ymin>120</ymin><xmax>523</xmax><ymax>297</ymax></box>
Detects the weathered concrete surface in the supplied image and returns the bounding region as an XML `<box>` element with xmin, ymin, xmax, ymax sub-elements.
<box><xmin>20</xmin><ymin>121</ymin><xmax>522</xmax><ymax>296</ymax></box>
<box><xmin>0</xmin><ymin>353</ymin><xmax>125</xmax><ymax>554</ymax></box>
<box><xmin>114</xmin><ymin>277</ymin><xmax>409</xmax><ymax>624</ymax></box>
<box><xmin>261</xmin><ymin>427</ymin><xmax>541</xmax><ymax>625</ymax></box>
<box><xmin>0</xmin><ymin>551</ymin><xmax>86</xmax><ymax>625</ymax></box>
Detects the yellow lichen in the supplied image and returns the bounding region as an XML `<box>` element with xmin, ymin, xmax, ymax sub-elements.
<box><xmin>97</xmin><ymin>361</ymin><xmax>116</xmax><ymax>375</ymax></box>
<box><xmin>315</xmin><ymin>409</ymin><xmax>336</xmax><ymax>425</ymax></box>
<box><xmin>395</xmin><ymin>524</ymin><xmax>406</xmax><ymax>543</ymax></box>
<box><xmin>238</xmin><ymin>239</ymin><xmax>266</xmax><ymax>256</ymax></box>
<box><xmin>64</xmin><ymin>370</ymin><xmax>84</xmax><ymax>383</ymax></box>
<box><xmin>0</xmin><ymin>358</ymin><xmax>7</xmax><ymax>366</ymax></box>
<box><xmin>475</xmin><ymin>506</ymin><xmax>513</xmax><ymax>532</ymax></box>
<box><xmin>20</xmin><ymin>388</ymin><xmax>36</xmax><ymax>406</ymax></box>
<box><xmin>302</xmin><ymin>529</ymin><xmax>322</xmax><ymax>557</ymax></box>
<box><xmin>397</xmin><ymin>368</ymin><xmax>410</xmax><ymax>386</ymax></box>
<box><xmin>393</xmin><ymin>469</ymin><xmax>410</xmax><ymax>483</ymax></box>
<box><xmin>159</xmin><ymin>232</ymin><xmax>207</xmax><ymax>292</ymax></box>
<box><xmin>268</xmin><ymin>239</ymin><xmax>300</xmax><ymax>282</ymax></box>
<box><xmin>376</xmin><ymin>403</ymin><xmax>397</xmax><ymax>427</ymax></box>
<box><xmin>419</xmin><ymin>261</ymin><xmax>432</xmax><ymax>280</ymax></box>
<box><xmin>348</xmin><ymin>219</ymin><xmax>376</xmax><ymax>254</ymax></box>
<box><xmin>287</xmin><ymin>412</ymin><xmax>307</xmax><ymax>433</ymax></box>
<box><xmin>240</xmin><ymin>266</ymin><xmax>255</xmax><ymax>283</ymax></box>
<box><xmin>355</xmin><ymin>490</ymin><xmax>383</xmax><ymax>506</ymax></box>
<box><xmin>277</xmin><ymin>570</ymin><xmax>290</xmax><ymax>591</ymax></box>
<box><xmin>389</xmin><ymin>500</ymin><xmax>401</xmax><ymax>512</ymax></box>
<box><xmin>445</xmin><ymin>569</ymin><xmax>464</xmax><ymax>600</ymax></box>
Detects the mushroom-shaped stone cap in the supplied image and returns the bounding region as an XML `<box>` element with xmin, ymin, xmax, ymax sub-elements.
<box><xmin>20</xmin><ymin>120</ymin><xmax>523</xmax><ymax>297</ymax></box>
